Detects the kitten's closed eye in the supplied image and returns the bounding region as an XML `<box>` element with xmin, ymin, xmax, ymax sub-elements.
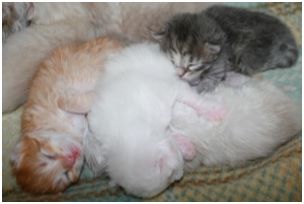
<box><xmin>188</xmin><ymin>63</ymin><xmax>203</xmax><ymax>71</ymax></box>
<box><xmin>41</xmin><ymin>152</ymin><xmax>58</xmax><ymax>160</ymax></box>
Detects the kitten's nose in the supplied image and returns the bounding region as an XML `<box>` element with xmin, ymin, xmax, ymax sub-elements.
<box><xmin>176</xmin><ymin>67</ymin><xmax>186</xmax><ymax>77</ymax></box>
<box><xmin>63</xmin><ymin>147</ymin><xmax>80</xmax><ymax>169</ymax></box>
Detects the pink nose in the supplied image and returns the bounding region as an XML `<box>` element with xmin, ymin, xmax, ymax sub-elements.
<box><xmin>176</xmin><ymin>67</ymin><xmax>186</xmax><ymax>77</ymax></box>
<box><xmin>63</xmin><ymin>147</ymin><xmax>80</xmax><ymax>169</ymax></box>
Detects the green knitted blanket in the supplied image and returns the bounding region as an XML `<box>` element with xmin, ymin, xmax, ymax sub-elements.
<box><xmin>2</xmin><ymin>2</ymin><xmax>301</xmax><ymax>201</ymax></box>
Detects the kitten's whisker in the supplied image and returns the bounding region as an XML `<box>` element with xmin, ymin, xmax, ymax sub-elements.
<box><xmin>199</xmin><ymin>65</ymin><xmax>212</xmax><ymax>73</ymax></box>
<box><xmin>207</xmin><ymin>69</ymin><xmax>227</xmax><ymax>75</ymax></box>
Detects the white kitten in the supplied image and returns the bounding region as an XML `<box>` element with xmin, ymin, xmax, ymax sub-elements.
<box><xmin>85</xmin><ymin>44</ymin><xmax>300</xmax><ymax>198</ymax></box>
<box><xmin>86</xmin><ymin>43</ymin><xmax>187</xmax><ymax>197</ymax></box>
<box><xmin>170</xmin><ymin>72</ymin><xmax>301</xmax><ymax>170</ymax></box>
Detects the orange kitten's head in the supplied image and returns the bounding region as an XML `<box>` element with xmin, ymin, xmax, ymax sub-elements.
<box><xmin>10</xmin><ymin>131</ymin><xmax>84</xmax><ymax>193</ymax></box>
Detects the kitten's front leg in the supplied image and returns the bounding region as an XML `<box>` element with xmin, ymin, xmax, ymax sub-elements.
<box><xmin>196</xmin><ymin>77</ymin><xmax>220</xmax><ymax>93</ymax></box>
<box><xmin>197</xmin><ymin>54</ymin><xmax>230</xmax><ymax>93</ymax></box>
<box><xmin>58</xmin><ymin>91</ymin><xmax>95</xmax><ymax>114</ymax></box>
<box><xmin>175</xmin><ymin>99</ymin><xmax>226</xmax><ymax>122</ymax></box>
<box><xmin>176</xmin><ymin>87</ymin><xmax>226</xmax><ymax>122</ymax></box>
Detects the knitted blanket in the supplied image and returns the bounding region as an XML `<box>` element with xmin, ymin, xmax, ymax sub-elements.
<box><xmin>2</xmin><ymin>2</ymin><xmax>301</xmax><ymax>201</ymax></box>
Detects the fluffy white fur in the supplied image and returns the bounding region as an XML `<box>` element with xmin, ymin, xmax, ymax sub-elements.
<box><xmin>171</xmin><ymin>72</ymin><xmax>301</xmax><ymax>170</ymax></box>
<box><xmin>3</xmin><ymin>2</ymin><xmax>216</xmax><ymax>113</ymax></box>
<box><xmin>85</xmin><ymin>44</ymin><xmax>187</xmax><ymax>197</ymax></box>
<box><xmin>85</xmin><ymin>43</ymin><xmax>301</xmax><ymax>198</ymax></box>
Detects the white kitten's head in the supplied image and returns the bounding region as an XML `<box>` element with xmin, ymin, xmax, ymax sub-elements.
<box><xmin>106</xmin><ymin>136</ymin><xmax>185</xmax><ymax>198</ymax></box>
<box><xmin>10</xmin><ymin>131</ymin><xmax>84</xmax><ymax>193</ymax></box>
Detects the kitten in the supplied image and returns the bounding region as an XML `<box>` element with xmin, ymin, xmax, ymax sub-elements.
<box><xmin>153</xmin><ymin>5</ymin><xmax>298</xmax><ymax>92</ymax></box>
<box><xmin>171</xmin><ymin>72</ymin><xmax>301</xmax><ymax>169</ymax></box>
<box><xmin>85</xmin><ymin>43</ymin><xmax>300</xmax><ymax>198</ymax></box>
<box><xmin>85</xmin><ymin>43</ymin><xmax>187</xmax><ymax>197</ymax></box>
<box><xmin>10</xmin><ymin>37</ymin><xmax>122</xmax><ymax>193</ymax></box>
<box><xmin>3</xmin><ymin>2</ymin><xmax>216</xmax><ymax>113</ymax></box>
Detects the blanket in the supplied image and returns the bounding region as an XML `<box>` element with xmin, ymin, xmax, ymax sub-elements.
<box><xmin>2</xmin><ymin>2</ymin><xmax>301</xmax><ymax>201</ymax></box>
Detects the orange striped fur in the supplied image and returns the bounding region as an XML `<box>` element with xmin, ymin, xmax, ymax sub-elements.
<box><xmin>11</xmin><ymin>37</ymin><xmax>123</xmax><ymax>193</ymax></box>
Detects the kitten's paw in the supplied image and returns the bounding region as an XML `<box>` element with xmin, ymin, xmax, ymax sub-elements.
<box><xmin>171</xmin><ymin>100</ymin><xmax>202</xmax><ymax>131</ymax></box>
<box><xmin>172</xmin><ymin>134</ymin><xmax>196</xmax><ymax>161</ymax></box>
<box><xmin>174</xmin><ymin>100</ymin><xmax>203</xmax><ymax>118</ymax></box>
<box><xmin>174</xmin><ymin>99</ymin><xmax>226</xmax><ymax>122</ymax></box>
<box><xmin>196</xmin><ymin>78</ymin><xmax>220</xmax><ymax>93</ymax></box>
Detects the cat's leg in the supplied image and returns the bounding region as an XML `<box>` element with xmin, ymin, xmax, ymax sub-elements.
<box><xmin>235</xmin><ymin>37</ymin><xmax>298</xmax><ymax>74</ymax></box>
<box><xmin>58</xmin><ymin>91</ymin><xmax>95</xmax><ymax>114</ymax></box>
<box><xmin>171</xmin><ymin>133</ymin><xmax>196</xmax><ymax>161</ymax></box>
<box><xmin>196</xmin><ymin>67</ymin><xmax>227</xmax><ymax>93</ymax></box>
<box><xmin>175</xmin><ymin>99</ymin><xmax>226</xmax><ymax>122</ymax></box>
<box><xmin>196</xmin><ymin>53</ymin><xmax>230</xmax><ymax>93</ymax></box>
<box><xmin>176</xmin><ymin>86</ymin><xmax>226</xmax><ymax>122</ymax></box>
<box><xmin>58</xmin><ymin>70</ymin><xmax>101</xmax><ymax>114</ymax></box>
<box><xmin>196</xmin><ymin>77</ymin><xmax>220</xmax><ymax>93</ymax></box>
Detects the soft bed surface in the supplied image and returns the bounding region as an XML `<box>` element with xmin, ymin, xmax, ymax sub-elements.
<box><xmin>2</xmin><ymin>2</ymin><xmax>301</xmax><ymax>201</ymax></box>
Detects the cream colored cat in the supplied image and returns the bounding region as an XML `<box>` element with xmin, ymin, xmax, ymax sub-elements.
<box><xmin>10</xmin><ymin>37</ymin><xmax>122</xmax><ymax>193</ymax></box>
<box><xmin>3</xmin><ymin>2</ymin><xmax>217</xmax><ymax>113</ymax></box>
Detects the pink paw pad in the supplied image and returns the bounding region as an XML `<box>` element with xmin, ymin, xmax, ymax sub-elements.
<box><xmin>173</xmin><ymin>134</ymin><xmax>196</xmax><ymax>161</ymax></box>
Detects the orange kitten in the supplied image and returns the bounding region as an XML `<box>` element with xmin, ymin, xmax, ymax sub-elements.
<box><xmin>10</xmin><ymin>37</ymin><xmax>123</xmax><ymax>193</ymax></box>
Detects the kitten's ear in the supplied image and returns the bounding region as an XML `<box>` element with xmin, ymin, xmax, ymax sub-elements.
<box><xmin>10</xmin><ymin>138</ymin><xmax>40</xmax><ymax>169</ymax></box>
<box><xmin>150</xmin><ymin>22</ymin><xmax>169</xmax><ymax>41</ymax></box>
<box><xmin>151</xmin><ymin>29</ymin><xmax>167</xmax><ymax>41</ymax></box>
<box><xmin>204</xmin><ymin>42</ymin><xmax>221</xmax><ymax>55</ymax></box>
<box><xmin>172</xmin><ymin>134</ymin><xmax>196</xmax><ymax>161</ymax></box>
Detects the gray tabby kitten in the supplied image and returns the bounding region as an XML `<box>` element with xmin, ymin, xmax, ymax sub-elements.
<box><xmin>153</xmin><ymin>5</ymin><xmax>298</xmax><ymax>92</ymax></box>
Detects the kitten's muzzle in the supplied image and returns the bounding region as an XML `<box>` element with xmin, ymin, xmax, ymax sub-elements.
<box><xmin>176</xmin><ymin>67</ymin><xmax>187</xmax><ymax>77</ymax></box>
<box><xmin>62</xmin><ymin>146</ymin><xmax>81</xmax><ymax>169</ymax></box>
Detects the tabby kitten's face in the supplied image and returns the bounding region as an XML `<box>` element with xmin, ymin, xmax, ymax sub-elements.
<box><xmin>153</xmin><ymin>13</ymin><xmax>224</xmax><ymax>86</ymax></box>
<box><xmin>11</xmin><ymin>132</ymin><xmax>84</xmax><ymax>193</ymax></box>
<box><xmin>160</xmin><ymin>39</ymin><xmax>221</xmax><ymax>86</ymax></box>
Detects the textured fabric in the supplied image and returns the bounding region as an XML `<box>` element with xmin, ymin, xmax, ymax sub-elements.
<box><xmin>2</xmin><ymin>2</ymin><xmax>302</xmax><ymax>202</ymax></box>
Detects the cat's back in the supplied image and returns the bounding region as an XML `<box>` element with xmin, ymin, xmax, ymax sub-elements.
<box><xmin>89</xmin><ymin>43</ymin><xmax>181</xmax><ymax>142</ymax></box>
<box><xmin>28</xmin><ymin>37</ymin><xmax>121</xmax><ymax>101</ymax></box>
<box><xmin>23</xmin><ymin>37</ymin><xmax>122</xmax><ymax>131</ymax></box>
<box><xmin>205</xmin><ymin>5</ymin><xmax>291</xmax><ymax>35</ymax></box>
<box><xmin>185</xmin><ymin>77</ymin><xmax>301</xmax><ymax>166</ymax></box>
<box><xmin>95</xmin><ymin>43</ymin><xmax>180</xmax><ymax>104</ymax></box>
